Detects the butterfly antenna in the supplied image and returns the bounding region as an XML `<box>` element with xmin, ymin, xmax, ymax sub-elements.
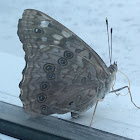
<box><xmin>110</xmin><ymin>28</ymin><xmax>113</xmax><ymax>64</ymax></box>
<box><xmin>106</xmin><ymin>18</ymin><xmax>112</xmax><ymax>64</ymax></box>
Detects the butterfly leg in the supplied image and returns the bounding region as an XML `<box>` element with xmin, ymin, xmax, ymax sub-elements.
<box><xmin>89</xmin><ymin>100</ymin><xmax>99</xmax><ymax>127</ymax></box>
<box><xmin>98</xmin><ymin>98</ymin><xmax>104</xmax><ymax>102</ymax></box>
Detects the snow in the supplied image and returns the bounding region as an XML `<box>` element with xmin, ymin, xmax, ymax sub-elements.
<box><xmin>0</xmin><ymin>133</ymin><xmax>18</xmax><ymax>140</ymax></box>
<box><xmin>0</xmin><ymin>0</ymin><xmax>140</xmax><ymax>139</ymax></box>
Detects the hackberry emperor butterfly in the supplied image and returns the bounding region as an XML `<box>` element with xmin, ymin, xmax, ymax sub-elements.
<box><xmin>18</xmin><ymin>9</ymin><xmax>117</xmax><ymax>118</ymax></box>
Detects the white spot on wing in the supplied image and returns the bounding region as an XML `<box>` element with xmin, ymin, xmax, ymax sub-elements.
<box><xmin>54</xmin><ymin>40</ymin><xmax>60</xmax><ymax>45</ymax></box>
<box><xmin>40</xmin><ymin>21</ymin><xmax>50</xmax><ymax>27</ymax></box>
<box><xmin>52</xmin><ymin>48</ymin><xmax>59</xmax><ymax>52</ymax></box>
<box><xmin>66</xmin><ymin>41</ymin><xmax>70</xmax><ymax>47</ymax></box>
<box><xmin>62</xmin><ymin>30</ymin><xmax>72</xmax><ymax>38</ymax></box>
<box><xmin>40</xmin><ymin>45</ymin><xmax>46</xmax><ymax>49</ymax></box>
<box><xmin>52</xmin><ymin>34</ymin><xmax>63</xmax><ymax>40</ymax></box>
<box><xmin>77</xmin><ymin>56</ymin><xmax>84</xmax><ymax>67</ymax></box>
<box><xmin>73</xmin><ymin>64</ymin><xmax>78</xmax><ymax>71</ymax></box>
<box><xmin>42</xmin><ymin>37</ymin><xmax>47</xmax><ymax>42</ymax></box>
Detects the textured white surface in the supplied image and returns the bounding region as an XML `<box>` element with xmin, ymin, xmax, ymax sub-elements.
<box><xmin>0</xmin><ymin>133</ymin><xmax>18</xmax><ymax>140</ymax></box>
<box><xmin>0</xmin><ymin>0</ymin><xmax>140</xmax><ymax>139</ymax></box>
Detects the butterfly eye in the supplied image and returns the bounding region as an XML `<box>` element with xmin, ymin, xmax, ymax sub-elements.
<box><xmin>43</xmin><ymin>63</ymin><xmax>55</xmax><ymax>72</ymax></box>
<box><xmin>64</xmin><ymin>51</ymin><xmax>74</xmax><ymax>59</ymax></box>
<box><xmin>37</xmin><ymin>94</ymin><xmax>47</xmax><ymax>103</ymax></box>
<box><xmin>47</xmin><ymin>73</ymin><xmax>55</xmax><ymax>80</ymax></box>
<box><xmin>40</xmin><ymin>82</ymin><xmax>50</xmax><ymax>91</ymax></box>
<box><xmin>34</xmin><ymin>28</ymin><xmax>43</xmax><ymax>33</ymax></box>
<box><xmin>58</xmin><ymin>57</ymin><xmax>68</xmax><ymax>66</ymax></box>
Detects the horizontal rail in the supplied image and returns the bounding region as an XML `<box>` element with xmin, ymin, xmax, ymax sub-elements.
<box><xmin>0</xmin><ymin>101</ymin><xmax>132</xmax><ymax>140</ymax></box>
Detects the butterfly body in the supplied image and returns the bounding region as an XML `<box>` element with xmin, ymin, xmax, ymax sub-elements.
<box><xmin>18</xmin><ymin>9</ymin><xmax>117</xmax><ymax>117</ymax></box>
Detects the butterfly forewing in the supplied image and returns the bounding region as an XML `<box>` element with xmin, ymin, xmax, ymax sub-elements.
<box><xmin>18</xmin><ymin>9</ymin><xmax>109</xmax><ymax>73</ymax></box>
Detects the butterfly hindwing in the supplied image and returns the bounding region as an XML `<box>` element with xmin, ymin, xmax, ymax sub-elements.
<box><xmin>20</xmin><ymin>45</ymin><xmax>103</xmax><ymax>115</ymax></box>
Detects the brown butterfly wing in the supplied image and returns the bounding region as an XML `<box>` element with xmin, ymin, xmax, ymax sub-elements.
<box><xmin>19</xmin><ymin>45</ymin><xmax>103</xmax><ymax>115</ymax></box>
<box><xmin>18</xmin><ymin>9</ymin><xmax>109</xmax><ymax>74</ymax></box>
<box><xmin>18</xmin><ymin>9</ymin><xmax>109</xmax><ymax>115</ymax></box>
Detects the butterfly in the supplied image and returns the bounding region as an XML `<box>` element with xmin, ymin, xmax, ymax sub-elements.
<box><xmin>17</xmin><ymin>9</ymin><xmax>117</xmax><ymax>118</ymax></box>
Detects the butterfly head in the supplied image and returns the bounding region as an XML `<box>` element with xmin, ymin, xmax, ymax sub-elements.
<box><xmin>109</xmin><ymin>61</ymin><xmax>118</xmax><ymax>73</ymax></box>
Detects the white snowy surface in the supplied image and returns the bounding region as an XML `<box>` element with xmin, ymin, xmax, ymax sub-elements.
<box><xmin>0</xmin><ymin>133</ymin><xmax>18</xmax><ymax>140</ymax></box>
<box><xmin>0</xmin><ymin>0</ymin><xmax>140</xmax><ymax>139</ymax></box>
